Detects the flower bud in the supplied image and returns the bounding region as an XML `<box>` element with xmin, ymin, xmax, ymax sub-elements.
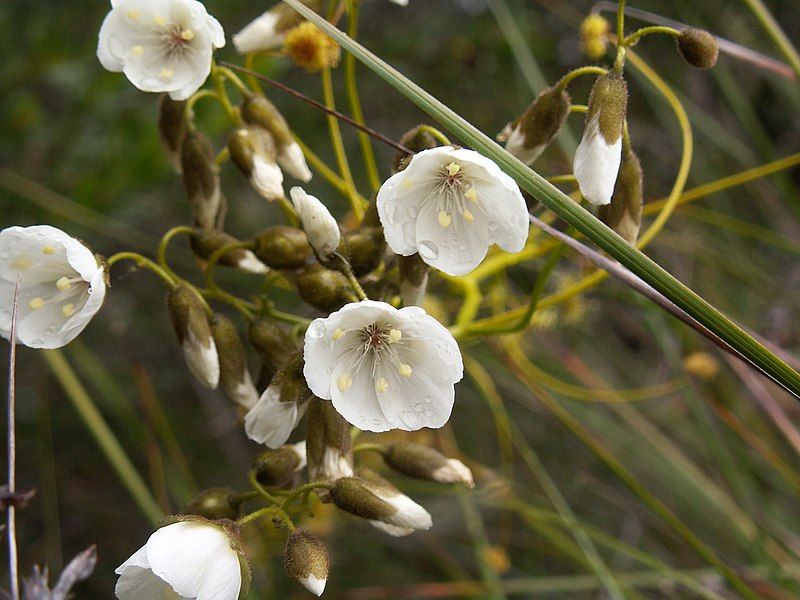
<box><xmin>180</xmin><ymin>132</ymin><xmax>222</xmax><ymax>230</ymax></box>
<box><xmin>284</xmin><ymin>530</ymin><xmax>329</xmax><ymax>597</ymax></box>
<box><xmin>392</xmin><ymin>125</ymin><xmax>440</xmax><ymax>173</ymax></box>
<box><xmin>167</xmin><ymin>285</ymin><xmax>219</xmax><ymax>389</ymax></box>
<box><xmin>248</xmin><ymin>319</ymin><xmax>297</xmax><ymax>383</ymax></box>
<box><xmin>189</xmin><ymin>229</ymin><xmax>268</xmax><ymax>274</ymax></box>
<box><xmin>598</xmin><ymin>144</ymin><xmax>642</xmax><ymax>245</ymax></box>
<box><xmin>232</xmin><ymin>0</ymin><xmax>323</xmax><ymax>55</ymax></box>
<box><xmin>344</xmin><ymin>227</ymin><xmax>385</xmax><ymax>277</ymax></box>
<box><xmin>254</xmin><ymin>441</ymin><xmax>307</xmax><ymax>487</ymax></box>
<box><xmin>253</xmin><ymin>225</ymin><xmax>313</xmax><ymax>270</ymax></box>
<box><xmin>306</xmin><ymin>397</ymin><xmax>353</xmax><ymax>482</ymax></box>
<box><xmin>379</xmin><ymin>443</ymin><xmax>474</xmax><ymax>488</ymax></box>
<box><xmin>210</xmin><ymin>314</ymin><xmax>259</xmax><ymax>410</ymax></box>
<box><xmin>293</xmin><ymin>264</ymin><xmax>355</xmax><ymax>313</ymax></box>
<box><xmin>184</xmin><ymin>488</ymin><xmax>242</xmax><ymax>520</ymax></box>
<box><xmin>242</xmin><ymin>95</ymin><xmax>312</xmax><ymax>182</ymax></box>
<box><xmin>683</xmin><ymin>352</ymin><xmax>719</xmax><ymax>380</ymax></box>
<box><xmin>399</xmin><ymin>254</ymin><xmax>429</xmax><ymax>307</ymax></box>
<box><xmin>157</xmin><ymin>94</ymin><xmax>187</xmax><ymax>173</ymax></box>
<box><xmin>331</xmin><ymin>469</ymin><xmax>432</xmax><ymax>536</ymax></box>
<box><xmin>284</xmin><ymin>22</ymin><xmax>341</xmax><ymax>72</ymax></box>
<box><xmin>498</xmin><ymin>86</ymin><xmax>570</xmax><ymax>165</ymax></box>
<box><xmin>580</xmin><ymin>13</ymin><xmax>611</xmax><ymax>60</ymax></box>
<box><xmin>228</xmin><ymin>127</ymin><xmax>284</xmax><ymax>201</ymax></box>
<box><xmin>677</xmin><ymin>28</ymin><xmax>719</xmax><ymax>69</ymax></box>
<box><xmin>288</xmin><ymin>187</ymin><xmax>341</xmax><ymax>261</ymax></box>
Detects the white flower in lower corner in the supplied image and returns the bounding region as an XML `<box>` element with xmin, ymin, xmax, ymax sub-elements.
<box><xmin>290</xmin><ymin>187</ymin><xmax>340</xmax><ymax>259</ymax></box>
<box><xmin>303</xmin><ymin>300</ymin><xmax>463</xmax><ymax>432</ymax></box>
<box><xmin>115</xmin><ymin>520</ymin><xmax>246</xmax><ymax>600</ymax></box>
<box><xmin>0</xmin><ymin>226</ymin><xmax>106</xmax><ymax>349</ymax></box>
<box><xmin>97</xmin><ymin>0</ymin><xmax>225</xmax><ymax>101</ymax></box>
<box><xmin>377</xmin><ymin>146</ymin><xmax>529</xmax><ymax>276</ymax></box>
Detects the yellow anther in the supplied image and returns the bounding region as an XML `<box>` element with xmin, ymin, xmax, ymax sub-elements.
<box><xmin>180</xmin><ymin>29</ymin><xmax>194</xmax><ymax>41</ymax></box>
<box><xmin>376</xmin><ymin>378</ymin><xmax>389</xmax><ymax>393</ymax></box>
<box><xmin>332</xmin><ymin>328</ymin><xmax>345</xmax><ymax>341</ymax></box>
<box><xmin>12</xmin><ymin>257</ymin><xmax>31</xmax><ymax>270</ymax></box>
<box><xmin>56</xmin><ymin>277</ymin><xmax>72</xmax><ymax>291</ymax></box>
<box><xmin>399</xmin><ymin>363</ymin><xmax>412</xmax><ymax>378</ymax></box>
<box><xmin>465</xmin><ymin>188</ymin><xmax>478</xmax><ymax>202</ymax></box>
<box><xmin>337</xmin><ymin>374</ymin><xmax>352</xmax><ymax>392</ymax></box>
<box><xmin>62</xmin><ymin>303</ymin><xmax>75</xmax><ymax>317</ymax></box>
<box><xmin>437</xmin><ymin>211</ymin><xmax>452</xmax><ymax>228</ymax></box>
<box><xmin>28</xmin><ymin>297</ymin><xmax>44</xmax><ymax>310</ymax></box>
<box><xmin>130</xmin><ymin>45</ymin><xmax>145</xmax><ymax>57</ymax></box>
<box><xmin>126</xmin><ymin>9</ymin><xmax>141</xmax><ymax>20</ymax></box>
<box><xmin>462</xmin><ymin>209</ymin><xmax>475</xmax><ymax>223</ymax></box>
<box><xmin>446</xmin><ymin>162</ymin><xmax>461</xmax><ymax>177</ymax></box>
<box><xmin>401</xmin><ymin>178</ymin><xmax>413</xmax><ymax>190</ymax></box>
<box><xmin>160</xmin><ymin>67</ymin><xmax>175</xmax><ymax>80</ymax></box>
<box><xmin>42</xmin><ymin>245</ymin><xmax>56</xmax><ymax>255</ymax></box>
<box><xmin>153</xmin><ymin>15</ymin><xmax>166</xmax><ymax>26</ymax></box>
<box><xmin>388</xmin><ymin>329</ymin><xmax>402</xmax><ymax>343</ymax></box>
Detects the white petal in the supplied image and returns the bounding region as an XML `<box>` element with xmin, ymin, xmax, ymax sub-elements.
<box><xmin>278</xmin><ymin>142</ymin><xmax>313</xmax><ymax>182</ymax></box>
<box><xmin>229</xmin><ymin>368</ymin><xmax>259</xmax><ymax>410</ymax></box>
<box><xmin>205</xmin><ymin>13</ymin><xmax>226</xmax><ymax>49</ymax></box>
<box><xmin>182</xmin><ymin>331</ymin><xmax>220</xmax><ymax>389</ymax></box>
<box><xmin>300</xmin><ymin>575</ymin><xmax>327</xmax><ymax>597</ymax></box>
<box><xmin>382</xmin><ymin>493</ymin><xmax>432</xmax><ymax>530</ymax></box>
<box><xmin>115</xmin><ymin>566</ymin><xmax>180</xmax><ymax>599</ymax></box>
<box><xmin>233</xmin><ymin>11</ymin><xmax>283</xmax><ymax>54</ymax></box>
<box><xmin>369</xmin><ymin>520</ymin><xmax>413</xmax><ymax>537</ymax></box>
<box><xmin>330</xmin><ymin>359</ymin><xmax>392</xmax><ymax>432</ymax></box>
<box><xmin>374</xmin><ymin>362</ymin><xmax>455</xmax><ymax>431</ymax></box>
<box><xmin>116</xmin><ymin>545</ymin><xmax>150</xmax><ymax>575</ymax></box>
<box><xmin>97</xmin><ymin>10</ymin><xmax>126</xmax><ymax>72</ymax></box>
<box><xmin>503</xmin><ymin>124</ymin><xmax>545</xmax><ymax>165</ymax></box>
<box><xmin>244</xmin><ymin>385</ymin><xmax>306</xmax><ymax>448</ymax></box>
<box><xmin>472</xmin><ymin>178</ymin><xmax>529</xmax><ymax>254</ymax></box>
<box><xmin>251</xmin><ymin>155</ymin><xmax>285</xmax><ymax>201</ymax></box>
<box><xmin>235</xmin><ymin>250</ymin><xmax>268</xmax><ymax>274</ymax></box>
<box><xmin>573</xmin><ymin>117</ymin><xmax>622</xmax><ymax>206</ymax></box>
<box><xmin>433</xmin><ymin>459</ymin><xmax>475</xmax><ymax>488</ymax></box>
<box><xmin>290</xmin><ymin>187</ymin><xmax>340</xmax><ymax>258</ymax></box>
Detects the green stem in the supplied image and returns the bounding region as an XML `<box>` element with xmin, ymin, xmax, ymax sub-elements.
<box><xmin>613</xmin><ymin>0</ymin><xmax>627</xmax><ymax>70</ymax></box>
<box><xmin>157</xmin><ymin>225</ymin><xmax>195</xmax><ymax>280</ymax></box>
<box><xmin>211</xmin><ymin>62</ymin><xmax>242</xmax><ymax>126</ymax></box>
<box><xmin>107</xmin><ymin>252</ymin><xmax>177</xmax><ymax>289</ymax></box>
<box><xmin>205</xmin><ymin>242</ymin><xmax>255</xmax><ymax>321</ymax></box>
<box><xmin>740</xmin><ymin>0</ymin><xmax>800</xmax><ymax>79</ymax></box>
<box><xmin>556</xmin><ymin>66</ymin><xmax>608</xmax><ymax>90</ymax></box>
<box><xmin>623</xmin><ymin>25</ymin><xmax>681</xmax><ymax>47</ymax></box>
<box><xmin>238</xmin><ymin>505</ymin><xmax>295</xmax><ymax>530</ymax></box>
<box><xmin>352</xmin><ymin>442</ymin><xmax>384</xmax><ymax>453</ymax></box>
<box><xmin>416</xmin><ymin>125</ymin><xmax>452</xmax><ymax>146</ymax></box>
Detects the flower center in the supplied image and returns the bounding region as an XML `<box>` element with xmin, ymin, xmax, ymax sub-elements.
<box><xmin>429</xmin><ymin>161</ymin><xmax>480</xmax><ymax>228</ymax></box>
<box><xmin>332</xmin><ymin>322</ymin><xmax>412</xmax><ymax>394</ymax></box>
<box><xmin>165</xmin><ymin>26</ymin><xmax>195</xmax><ymax>52</ymax></box>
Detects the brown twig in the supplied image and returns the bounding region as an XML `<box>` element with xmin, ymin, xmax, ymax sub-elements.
<box><xmin>7</xmin><ymin>277</ymin><xmax>21</xmax><ymax>600</ymax></box>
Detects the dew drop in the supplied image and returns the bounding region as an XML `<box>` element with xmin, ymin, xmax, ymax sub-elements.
<box><xmin>424</xmin><ymin>410</ymin><xmax>434</xmax><ymax>417</ymax></box>
<box><xmin>418</xmin><ymin>240</ymin><xmax>439</xmax><ymax>260</ymax></box>
<box><xmin>488</xmin><ymin>221</ymin><xmax>499</xmax><ymax>231</ymax></box>
<box><xmin>424</xmin><ymin>397</ymin><xmax>432</xmax><ymax>404</ymax></box>
<box><xmin>307</xmin><ymin>322</ymin><xmax>326</xmax><ymax>339</ymax></box>
<box><xmin>414</xmin><ymin>402</ymin><xmax>424</xmax><ymax>412</ymax></box>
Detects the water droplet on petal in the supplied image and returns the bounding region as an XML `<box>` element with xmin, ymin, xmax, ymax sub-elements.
<box><xmin>418</xmin><ymin>240</ymin><xmax>439</xmax><ymax>260</ymax></box>
<box><xmin>307</xmin><ymin>322</ymin><xmax>326</xmax><ymax>339</ymax></box>
<box><xmin>488</xmin><ymin>221</ymin><xmax>499</xmax><ymax>231</ymax></box>
<box><xmin>414</xmin><ymin>403</ymin><xmax>424</xmax><ymax>412</ymax></box>
<box><xmin>424</xmin><ymin>397</ymin><xmax>432</xmax><ymax>404</ymax></box>
<box><xmin>424</xmin><ymin>410</ymin><xmax>434</xmax><ymax>417</ymax></box>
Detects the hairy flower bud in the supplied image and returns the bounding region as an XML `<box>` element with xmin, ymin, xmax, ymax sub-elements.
<box><xmin>677</xmin><ymin>28</ymin><xmax>719</xmax><ymax>69</ymax></box>
<box><xmin>253</xmin><ymin>225</ymin><xmax>313</xmax><ymax>269</ymax></box>
<box><xmin>289</xmin><ymin>187</ymin><xmax>341</xmax><ymax>261</ymax></box>
<box><xmin>253</xmin><ymin>441</ymin><xmax>307</xmax><ymax>487</ymax></box>
<box><xmin>399</xmin><ymin>254</ymin><xmax>429</xmax><ymax>307</ymax></box>
<box><xmin>189</xmin><ymin>229</ymin><xmax>267</xmax><ymax>274</ymax></box>
<box><xmin>181</xmin><ymin>132</ymin><xmax>222</xmax><ymax>230</ymax></box>
<box><xmin>157</xmin><ymin>95</ymin><xmax>187</xmax><ymax>173</ymax></box>
<box><xmin>233</xmin><ymin>0</ymin><xmax>323</xmax><ymax>54</ymax></box>
<box><xmin>167</xmin><ymin>285</ymin><xmax>219</xmax><ymax>389</ymax></box>
<box><xmin>392</xmin><ymin>125</ymin><xmax>439</xmax><ymax>173</ymax></box>
<box><xmin>284</xmin><ymin>530</ymin><xmax>329</xmax><ymax>597</ymax></box>
<box><xmin>580</xmin><ymin>13</ymin><xmax>611</xmax><ymax>59</ymax></box>
<box><xmin>229</xmin><ymin>127</ymin><xmax>284</xmax><ymax>201</ymax></box>
<box><xmin>306</xmin><ymin>397</ymin><xmax>353</xmax><ymax>482</ymax></box>
<box><xmin>184</xmin><ymin>488</ymin><xmax>242</xmax><ymax>520</ymax></box>
<box><xmin>598</xmin><ymin>145</ymin><xmax>643</xmax><ymax>245</ymax></box>
<box><xmin>498</xmin><ymin>86</ymin><xmax>571</xmax><ymax>165</ymax></box>
<box><xmin>344</xmin><ymin>227</ymin><xmax>385</xmax><ymax>277</ymax></box>
<box><xmin>248</xmin><ymin>319</ymin><xmax>297</xmax><ymax>383</ymax></box>
<box><xmin>380</xmin><ymin>443</ymin><xmax>474</xmax><ymax>488</ymax></box>
<box><xmin>284</xmin><ymin>22</ymin><xmax>341</xmax><ymax>72</ymax></box>
<box><xmin>210</xmin><ymin>314</ymin><xmax>259</xmax><ymax>410</ymax></box>
<box><xmin>293</xmin><ymin>264</ymin><xmax>354</xmax><ymax>313</ymax></box>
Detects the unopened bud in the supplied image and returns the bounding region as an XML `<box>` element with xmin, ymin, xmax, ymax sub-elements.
<box><xmin>580</xmin><ymin>13</ymin><xmax>611</xmax><ymax>59</ymax></box>
<box><xmin>598</xmin><ymin>145</ymin><xmax>642</xmax><ymax>245</ymax></box>
<box><xmin>498</xmin><ymin>86</ymin><xmax>570</xmax><ymax>165</ymax></box>
<box><xmin>284</xmin><ymin>530</ymin><xmax>329</xmax><ymax>597</ymax></box>
<box><xmin>344</xmin><ymin>227</ymin><xmax>385</xmax><ymax>277</ymax></box>
<box><xmin>399</xmin><ymin>254</ymin><xmax>429</xmax><ymax>307</ymax></box>
<box><xmin>289</xmin><ymin>187</ymin><xmax>341</xmax><ymax>260</ymax></box>
<box><xmin>167</xmin><ymin>286</ymin><xmax>219</xmax><ymax>389</ymax></box>
<box><xmin>210</xmin><ymin>314</ymin><xmax>259</xmax><ymax>410</ymax></box>
<box><xmin>284</xmin><ymin>22</ymin><xmax>341</xmax><ymax>72</ymax></box>
<box><xmin>254</xmin><ymin>441</ymin><xmax>307</xmax><ymax>487</ymax></box>
<box><xmin>253</xmin><ymin>225</ymin><xmax>313</xmax><ymax>270</ymax></box>
<box><xmin>232</xmin><ymin>0</ymin><xmax>323</xmax><ymax>55</ymax></box>
<box><xmin>677</xmin><ymin>28</ymin><xmax>719</xmax><ymax>69</ymax></box>
<box><xmin>189</xmin><ymin>229</ymin><xmax>267</xmax><ymax>274</ymax></box>
<box><xmin>229</xmin><ymin>127</ymin><xmax>284</xmax><ymax>201</ymax></box>
<box><xmin>380</xmin><ymin>443</ymin><xmax>474</xmax><ymax>488</ymax></box>
<box><xmin>683</xmin><ymin>352</ymin><xmax>719</xmax><ymax>380</ymax></box>
<box><xmin>157</xmin><ymin>94</ymin><xmax>187</xmax><ymax>173</ymax></box>
<box><xmin>180</xmin><ymin>132</ymin><xmax>222</xmax><ymax>230</ymax></box>
<box><xmin>306</xmin><ymin>398</ymin><xmax>353</xmax><ymax>482</ymax></box>
<box><xmin>293</xmin><ymin>264</ymin><xmax>355</xmax><ymax>313</ymax></box>
<box><xmin>393</xmin><ymin>125</ymin><xmax>439</xmax><ymax>173</ymax></box>
<box><xmin>184</xmin><ymin>488</ymin><xmax>242</xmax><ymax>520</ymax></box>
<box><xmin>248</xmin><ymin>319</ymin><xmax>297</xmax><ymax>382</ymax></box>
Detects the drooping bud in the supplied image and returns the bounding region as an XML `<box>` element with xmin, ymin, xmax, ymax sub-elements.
<box><xmin>189</xmin><ymin>229</ymin><xmax>268</xmax><ymax>274</ymax></box>
<box><xmin>167</xmin><ymin>285</ymin><xmax>219</xmax><ymax>389</ymax></box>
<box><xmin>677</xmin><ymin>28</ymin><xmax>719</xmax><ymax>69</ymax></box>
<box><xmin>580</xmin><ymin>13</ymin><xmax>611</xmax><ymax>60</ymax></box>
<box><xmin>289</xmin><ymin>187</ymin><xmax>341</xmax><ymax>261</ymax></box>
<box><xmin>180</xmin><ymin>132</ymin><xmax>222</xmax><ymax>230</ymax></box>
<box><xmin>293</xmin><ymin>264</ymin><xmax>355</xmax><ymax>313</ymax></box>
<box><xmin>379</xmin><ymin>443</ymin><xmax>474</xmax><ymax>488</ymax></box>
<box><xmin>344</xmin><ymin>227</ymin><xmax>385</xmax><ymax>277</ymax></box>
<box><xmin>248</xmin><ymin>319</ymin><xmax>297</xmax><ymax>383</ymax></box>
<box><xmin>228</xmin><ymin>127</ymin><xmax>284</xmax><ymax>201</ymax></box>
<box><xmin>392</xmin><ymin>125</ymin><xmax>440</xmax><ymax>173</ymax></box>
<box><xmin>210</xmin><ymin>314</ymin><xmax>259</xmax><ymax>410</ymax></box>
<box><xmin>242</xmin><ymin>94</ymin><xmax>312</xmax><ymax>182</ymax></box>
<box><xmin>253</xmin><ymin>441</ymin><xmax>307</xmax><ymax>487</ymax></box>
<box><xmin>598</xmin><ymin>144</ymin><xmax>643</xmax><ymax>245</ymax></box>
<box><xmin>306</xmin><ymin>397</ymin><xmax>353</xmax><ymax>482</ymax></box>
<box><xmin>232</xmin><ymin>0</ymin><xmax>323</xmax><ymax>55</ymax></box>
<box><xmin>284</xmin><ymin>530</ymin><xmax>330</xmax><ymax>597</ymax></box>
<box><xmin>184</xmin><ymin>488</ymin><xmax>242</xmax><ymax>520</ymax></box>
<box><xmin>498</xmin><ymin>86</ymin><xmax>571</xmax><ymax>165</ymax></box>
<box><xmin>253</xmin><ymin>225</ymin><xmax>313</xmax><ymax>270</ymax></box>
<box><xmin>573</xmin><ymin>73</ymin><xmax>628</xmax><ymax>206</ymax></box>
<box><xmin>284</xmin><ymin>22</ymin><xmax>341</xmax><ymax>72</ymax></box>
<box><xmin>330</xmin><ymin>469</ymin><xmax>432</xmax><ymax>536</ymax></box>
<box><xmin>157</xmin><ymin>94</ymin><xmax>187</xmax><ymax>173</ymax></box>
<box><xmin>399</xmin><ymin>254</ymin><xmax>429</xmax><ymax>307</ymax></box>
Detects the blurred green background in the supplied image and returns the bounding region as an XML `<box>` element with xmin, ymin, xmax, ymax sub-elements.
<box><xmin>2</xmin><ymin>0</ymin><xmax>800</xmax><ymax>597</ymax></box>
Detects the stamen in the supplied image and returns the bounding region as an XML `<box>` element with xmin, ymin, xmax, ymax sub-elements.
<box><xmin>29</xmin><ymin>297</ymin><xmax>44</xmax><ymax>310</ymax></box>
<box><xmin>56</xmin><ymin>276</ymin><xmax>72</xmax><ymax>291</ymax></box>
<box><xmin>153</xmin><ymin>15</ymin><xmax>166</xmax><ymax>26</ymax></box>
<box><xmin>332</xmin><ymin>328</ymin><xmax>345</xmax><ymax>341</ymax></box>
<box><xmin>388</xmin><ymin>329</ymin><xmax>402</xmax><ymax>344</ymax></box>
<box><xmin>446</xmin><ymin>162</ymin><xmax>461</xmax><ymax>177</ymax></box>
<box><xmin>180</xmin><ymin>29</ymin><xmax>194</xmax><ymax>41</ymax></box>
<box><xmin>376</xmin><ymin>378</ymin><xmax>389</xmax><ymax>393</ymax></box>
<box><xmin>62</xmin><ymin>303</ymin><xmax>75</xmax><ymax>317</ymax></box>
<box><xmin>131</xmin><ymin>45</ymin><xmax>145</xmax><ymax>57</ymax></box>
<box><xmin>12</xmin><ymin>257</ymin><xmax>31</xmax><ymax>270</ymax></box>
<box><xmin>126</xmin><ymin>9</ymin><xmax>141</xmax><ymax>20</ymax></box>
<box><xmin>438</xmin><ymin>211</ymin><xmax>452</xmax><ymax>228</ymax></box>
<box><xmin>399</xmin><ymin>363</ymin><xmax>412</xmax><ymax>377</ymax></box>
<box><xmin>337</xmin><ymin>374</ymin><xmax>353</xmax><ymax>392</ymax></box>
<box><xmin>465</xmin><ymin>188</ymin><xmax>478</xmax><ymax>202</ymax></box>
<box><xmin>160</xmin><ymin>67</ymin><xmax>175</xmax><ymax>81</ymax></box>
<box><xmin>462</xmin><ymin>209</ymin><xmax>475</xmax><ymax>223</ymax></box>
<box><xmin>42</xmin><ymin>245</ymin><xmax>56</xmax><ymax>255</ymax></box>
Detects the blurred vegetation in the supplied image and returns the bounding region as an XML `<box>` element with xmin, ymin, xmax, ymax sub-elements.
<box><xmin>2</xmin><ymin>0</ymin><xmax>800</xmax><ymax>598</ymax></box>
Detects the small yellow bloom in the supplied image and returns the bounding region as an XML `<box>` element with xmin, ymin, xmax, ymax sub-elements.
<box><xmin>580</xmin><ymin>13</ymin><xmax>610</xmax><ymax>60</ymax></box>
<box><xmin>284</xmin><ymin>22</ymin><xmax>341</xmax><ymax>72</ymax></box>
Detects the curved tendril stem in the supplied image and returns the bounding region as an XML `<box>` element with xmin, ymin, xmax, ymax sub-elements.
<box><xmin>184</xmin><ymin>89</ymin><xmax>220</xmax><ymax>128</ymax></box>
<box><xmin>279</xmin><ymin>481</ymin><xmax>335</xmax><ymax>511</ymax></box>
<box><xmin>416</xmin><ymin>125</ymin><xmax>452</xmax><ymax>147</ymax></box>
<box><xmin>556</xmin><ymin>66</ymin><xmax>608</xmax><ymax>90</ymax></box>
<box><xmin>623</xmin><ymin>25</ymin><xmax>681</xmax><ymax>47</ymax></box>
<box><xmin>107</xmin><ymin>252</ymin><xmax>178</xmax><ymax>289</ymax></box>
<box><xmin>210</xmin><ymin>62</ymin><xmax>242</xmax><ymax>126</ymax></box>
<box><xmin>205</xmin><ymin>242</ymin><xmax>255</xmax><ymax>321</ymax></box>
<box><xmin>156</xmin><ymin>225</ymin><xmax>195</xmax><ymax>281</ymax></box>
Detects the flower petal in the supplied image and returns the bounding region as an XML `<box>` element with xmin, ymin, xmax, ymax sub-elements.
<box><xmin>330</xmin><ymin>360</ymin><xmax>392</xmax><ymax>432</ymax></box>
<box><xmin>244</xmin><ymin>385</ymin><xmax>306</xmax><ymax>448</ymax></box>
<box><xmin>574</xmin><ymin>116</ymin><xmax>622</xmax><ymax>206</ymax></box>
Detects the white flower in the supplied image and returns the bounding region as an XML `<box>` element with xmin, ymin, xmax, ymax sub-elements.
<box><xmin>0</xmin><ymin>226</ymin><xmax>106</xmax><ymax>349</ymax></box>
<box><xmin>290</xmin><ymin>187</ymin><xmax>340</xmax><ymax>259</ymax></box>
<box><xmin>303</xmin><ymin>300</ymin><xmax>463</xmax><ymax>432</ymax></box>
<box><xmin>278</xmin><ymin>142</ymin><xmax>313</xmax><ymax>182</ymax></box>
<box><xmin>98</xmin><ymin>0</ymin><xmax>225</xmax><ymax>101</ymax></box>
<box><xmin>233</xmin><ymin>10</ymin><xmax>283</xmax><ymax>54</ymax></box>
<box><xmin>377</xmin><ymin>146</ymin><xmax>529</xmax><ymax>276</ymax></box>
<box><xmin>244</xmin><ymin>382</ymin><xmax>309</xmax><ymax>449</ymax></box>
<box><xmin>115</xmin><ymin>520</ymin><xmax>244</xmax><ymax>600</ymax></box>
<box><xmin>573</xmin><ymin>114</ymin><xmax>622</xmax><ymax>206</ymax></box>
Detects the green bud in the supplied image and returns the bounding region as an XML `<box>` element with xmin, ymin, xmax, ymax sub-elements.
<box><xmin>248</xmin><ymin>319</ymin><xmax>297</xmax><ymax>382</ymax></box>
<box><xmin>210</xmin><ymin>314</ymin><xmax>258</xmax><ymax>410</ymax></box>
<box><xmin>284</xmin><ymin>530</ymin><xmax>329</xmax><ymax>597</ymax></box>
<box><xmin>330</xmin><ymin>477</ymin><xmax>396</xmax><ymax>522</ymax></box>
<box><xmin>273</xmin><ymin>0</ymin><xmax>323</xmax><ymax>34</ymax></box>
<box><xmin>306</xmin><ymin>397</ymin><xmax>353</xmax><ymax>481</ymax></box>
<box><xmin>189</xmin><ymin>229</ymin><xmax>267</xmax><ymax>274</ymax></box>
<box><xmin>157</xmin><ymin>94</ymin><xmax>187</xmax><ymax>173</ymax></box>
<box><xmin>293</xmin><ymin>264</ymin><xmax>355</xmax><ymax>313</ymax></box>
<box><xmin>392</xmin><ymin>125</ymin><xmax>440</xmax><ymax>173</ymax></box>
<box><xmin>180</xmin><ymin>132</ymin><xmax>222</xmax><ymax>230</ymax></box>
<box><xmin>587</xmin><ymin>73</ymin><xmax>628</xmax><ymax>145</ymax></box>
<box><xmin>167</xmin><ymin>285</ymin><xmax>219</xmax><ymax>389</ymax></box>
<box><xmin>242</xmin><ymin>94</ymin><xmax>294</xmax><ymax>148</ymax></box>
<box><xmin>598</xmin><ymin>145</ymin><xmax>643</xmax><ymax>245</ymax></box>
<box><xmin>380</xmin><ymin>443</ymin><xmax>475</xmax><ymax>488</ymax></box>
<box><xmin>253</xmin><ymin>225</ymin><xmax>313</xmax><ymax>270</ymax></box>
<box><xmin>677</xmin><ymin>28</ymin><xmax>719</xmax><ymax>69</ymax></box>
<box><xmin>399</xmin><ymin>254</ymin><xmax>429</xmax><ymax>307</ymax></box>
<box><xmin>499</xmin><ymin>86</ymin><xmax>571</xmax><ymax>165</ymax></box>
<box><xmin>184</xmin><ymin>488</ymin><xmax>242</xmax><ymax>520</ymax></box>
<box><xmin>253</xmin><ymin>442</ymin><xmax>307</xmax><ymax>487</ymax></box>
<box><xmin>344</xmin><ymin>227</ymin><xmax>385</xmax><ymax>277</ymax></box>
<box><xmin>274</xmin><ymin>352</ymin><xmax>312</xmax><ymax>405</ymax></box>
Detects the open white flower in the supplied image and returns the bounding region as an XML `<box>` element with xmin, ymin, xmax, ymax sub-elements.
<box><xmin>115</xmin><ymin>520</ymin><xmax>244</xmax><ymax>600</ymax></box>
<box><xmin>290</xmin><ymin>187</ymin><xmax>340</xmax><ymax>259</ymax></box>
<box><xmin>98</xmin><ymin>0</ymin><xmax>225</xmax><ymax>101</ymax></box>
<box><xmin>0</xmin><ymin>226</ymin><xmax>106</xmax><ymax>349</ymax></box>
<box><xmin>377</xmin><ymin>146</ymin><xmax>529</xmax><ymax>276</ymax></box>
<box><xmin>303</xmin><ymin>300</ymin><xmax>463</xmax><ymax>432</ymax></box>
